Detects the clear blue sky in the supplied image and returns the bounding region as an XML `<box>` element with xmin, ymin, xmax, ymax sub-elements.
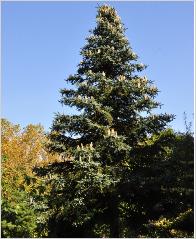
<box><xmin>2</xmin><ymin>1</ymin><xmax>194</xmax><ymax>132</ymax></box>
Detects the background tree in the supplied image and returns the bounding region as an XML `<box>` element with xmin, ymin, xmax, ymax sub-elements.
<box><xmin>143</xmin><ymin>126</ymin><xmax>194</xmax><ymax>238</ymax></box>
<box><xmin>1</xmin><ymin>119</ymin><xmax>59</xmax><ymax>238</ymax></box>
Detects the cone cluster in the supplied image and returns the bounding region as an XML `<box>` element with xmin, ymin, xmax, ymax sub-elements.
<box><xmin>59</xmin><ymin>153</ymin><xmax>74</xmax><ymax>162</ymax></box>
<box><xmin>150</xmin><ymin>85</ymin><xmax>157</xmax><ymax>93</ymax></box>
<box><xmin>107</xmin><ymin>128</ymin><xmax>118</xmax><ymax>137</ymax></box>
<box><xmin>77</xmin><ymin>142</ymin><xmax>94</xmax><ymax>150</ymax></box>
<box><xmin>118</xmin><ymin>75</ymin><xmax>126</xmax><ymax>81</ymax></box>
<box><xmin>77</xmin><ymin>95</ymin><xmax>94</xmax><ymax>103</ymax></box>
<box><xmin>144</xmin><ymin>95</ymin><xmax>149</xmax><ymax>101</ymax></box>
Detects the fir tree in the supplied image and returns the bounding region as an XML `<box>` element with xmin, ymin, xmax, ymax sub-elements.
<box><xmin>44</xmin><ymin>5</ymin><xmax>175</xmax><ymax>237</ymax></box>
<box><xmin>49</xmin><ymin>5</ymin><xmax>173</xmax><ymax>153</ymax></box>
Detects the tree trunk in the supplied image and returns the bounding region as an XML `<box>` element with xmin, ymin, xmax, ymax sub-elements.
<box><xmin>110</xmin><ymin>194</ymin><xmax>120</xmax><ymax>238</ymax></box>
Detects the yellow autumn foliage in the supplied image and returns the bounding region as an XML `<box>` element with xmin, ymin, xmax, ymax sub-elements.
<box><xmin>1</xmin><ymin>119</ymin><xmax>59</xmax><ymax>192</ymax></box>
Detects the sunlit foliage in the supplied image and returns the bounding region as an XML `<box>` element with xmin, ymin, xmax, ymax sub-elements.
<box><xmin>1</xmin><ymin>119</ymin><xmax>58</xmax><ymax>237</ymax></box>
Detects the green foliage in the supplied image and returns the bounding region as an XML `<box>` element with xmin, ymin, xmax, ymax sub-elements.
<box><xmin>143</xmin><ymin>209</ymin><xmax>194</xmax><ymax>238</ymax></box>
<box><xmin>141</xmin><ymin>130</ymin><xmax>194</xmax><ymax>238</ymax></box>
<box><xmin>1</xmin><ymin>119</ymin><xmax>57</xmax><ymax>238</ymax></box>
<box><xmin>1</xmin><ymin>4</ymin><xmax>193</xmax><ymax>238</ymax></box>
<box><xmin>1</xmin><ymin>180</ymin><xmax>37</xmax><ymax>238</ymax></box>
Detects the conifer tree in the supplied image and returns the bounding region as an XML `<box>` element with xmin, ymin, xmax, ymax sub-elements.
<box><xmin>49</xmin><ymin>5</ymin><xmax>173</xmax><ymax>153</ymax></box>
<box><xmin>44</xmin><ymin>5</ymin><xmax>175</xmax><ymax>237</ymax></box>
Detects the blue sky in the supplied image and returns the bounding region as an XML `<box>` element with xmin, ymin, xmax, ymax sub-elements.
<box><xmin>2</xmin><ymin>1</ymin><xmax>194</xmax><ymax>132</ymax></box>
